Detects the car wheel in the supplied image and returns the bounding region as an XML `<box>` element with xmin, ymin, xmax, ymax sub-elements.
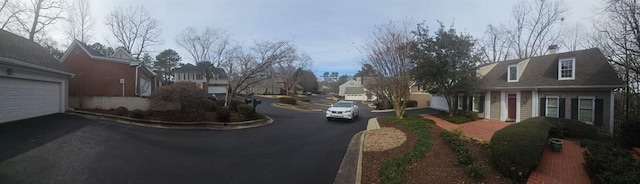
<box><xmin>326</xmin><ymin>117</ymin><xmax>332</xmax><ymax>121</ymax></box>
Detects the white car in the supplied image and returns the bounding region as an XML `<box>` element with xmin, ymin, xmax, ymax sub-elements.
<box><xmin>326</xmin><ymin>101</ymin><xmax>359</xmax><ymax>121</ymax></box>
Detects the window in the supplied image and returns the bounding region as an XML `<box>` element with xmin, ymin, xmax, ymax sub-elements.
<box><xmin>457</xmin><ymin>95</ymin><xmax>464</xmax><ymax>110</ymax></box>
<box><xmin>578</xmin><ymin>97</ymin><xmax>595</xmax><ymax>124</ymax></box>
<box><xmin>196</xmin><ymin>74</ymin><xmax>203</xmax><ymax>80</ymax></box>
<box><xmin>545</xmin><ymin>96</ymin><xmax>559</xmax><ymax>118</ymax></box>
<box><xmin>472</xmin><ymin>96</ymin><xmax>481</xmax><ymax>112</ymax></box>
<box><xmin>558</xmin><ymin>58</ymin><xmax>575</xmax><ymax>80</ymax></box>
<box><xmin>508</xmin><ymin>65</ymin><xmax>518</xmax><ymax>82</ymax></box>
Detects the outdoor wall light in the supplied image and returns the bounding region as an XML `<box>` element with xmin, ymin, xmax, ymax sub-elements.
<box><xmin>6</xmin><ymin>68</ymin><xmax>13</xmax><ymax>75</ymax></box>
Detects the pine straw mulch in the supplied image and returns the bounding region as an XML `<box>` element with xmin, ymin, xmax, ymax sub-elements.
<box><xmin>362</xmin><ymin>117</ymin><xmax>513</xmax><ymax>184</ymax></box>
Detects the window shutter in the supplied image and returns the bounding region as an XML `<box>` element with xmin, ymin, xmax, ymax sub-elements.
<box><xmin>462</xmin><ymin>95</ymin><xmax>468</xmax><ymax>111</ymax></box>
<box><xmin>468</xmin><ymin>96</ymin><xmax>474</xmax><ymax>111</ymax></box>
<box><xmin>479</xmin><ymin>96</ymin><xmax>485</xmax><ymax>113</ymax></box>
<box><xmin>454</xmin><ymin>94</ymin><xmax>459</xmax><ymax>110</ymax></box>
<box><xmin>540</xmin><ymin>98</ymin><xmax>546</xmax><ymax>116</ymax></box>
<box><xmin>595</xmin><ymin>99</ymin><xmax>604</xmax><ymax>127</ymax></box>
<box><xmin>559</xmin><ymin>98</ymin><xmax>566</xmax><ymax>118</ymax></box>
<box><xmin>571</xmin><ymin>98</ymin><xmax>578</xmax><ymax>120</ymax></box>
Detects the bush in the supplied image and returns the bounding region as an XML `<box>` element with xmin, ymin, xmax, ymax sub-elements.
<box><xmin>300</xmin><ymin>98</ymin><xmax>311</xmax><ymax>102</ymax></box>
<box><xmin>150</xmin><ymin>81</ymin><xmax>207</xmax><ymax>112</ymax></box>
<box><xmin>621</xmin><ymin>119</ymin><xmax>640</xmax><ymax>148</ymax></box>
<box><xmin>440</xmin><ymin>131</ymin><xmax>487</xmax><ymax>180</ymax></box>
<box><xmin>115</xmin><ymin>107</ymin><xmax>128</xmax><ymax>116</ymax></box>
<box><xmin>216</xmin><ymin>107</ymin><xmax>231</xmax><ymax>122</ymax></box>
<box><xmin>237</xmin><ymin>104</ymin><xmax>261</xmax><ymax>120</ymax></box>
<box><xmin>129</xmin><ymin>109</ymin><xmax>145</xmax><ymax>119</ymax></box>
<box><xmin>583</xmin><ymin>141</ymin><xmax>640</xmax><ymax>184</ymax></box>
<box><xmin>437</xmin><ymin>111</ymin><xmax>478</xmax><ymax>124</ymax></box>
<box><xmin>404</xmin><ymin>100</ymin><xmax>418</xmax><ymax>108</ymax></box>
<box><xmin>490</xmin><ymin>117</ymin><xmax>551</xmax><ymax>182</ymax></box>
<box><xmin>546</xmin><ymin>117</ymin><xmax>599</xmax><ymax>140</ymax></box>
<box><xmin>278</xmin><ymin>97</ymin><xmax>297</xmax><ymax>105</ymax></box>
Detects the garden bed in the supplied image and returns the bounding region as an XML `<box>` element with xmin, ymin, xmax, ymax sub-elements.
<box><xmin>362</xmin><ymin>116</ymin><xmax>511</xmax><ymax>184</ymax></box>
<box><xmin>79</xmin><ymin>108</ymin><xmax>260</xmax><ymax>123</ymax></box>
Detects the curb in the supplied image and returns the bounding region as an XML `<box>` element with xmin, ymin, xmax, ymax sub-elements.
<box><xmin>334</xmin><ymin>118</ymin><xmax>380</xmax><ymax>184</ymax></box>
<box><xmin>68</xmin><ymin>110</ymin><xmax>273</xmax><ymax>130</ymax></box>
<box><xmin>370</xmin><ymin>107</ymin><xmax>430</xmax><ymax>113</ymax></box>
<box><xmin>271</xmin><ymin>103</ymin><xmax>323</xmax><ymax>112</ymax></box>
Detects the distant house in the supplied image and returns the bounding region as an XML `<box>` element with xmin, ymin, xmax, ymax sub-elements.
<box><xmin>339</xmin><ymin>77</ymin><xmax>377</xmax><ymax>101</ymax></box>
<box><xmin>0</xmin><ymin>30</ymin><xmax>74</xmax><ymax>123</ymax></box>
<box><xmin>433</xmin><ymin>47</ymin><xmax>625</xmax><ymax>135</ymax></box>
<box><xmin>61</xmin><ymin>40</ymin><xmax>159</xmax><ymax>98</ymax></box>
<box><xmin>173</xmin><ymin>63</ymin><xmax>229</xmax><ymax>97</ymax></box>
<box><xmin>409</xmin><ymin>84</ymin><xmax>431</xmax><ymax>108</ymax></box>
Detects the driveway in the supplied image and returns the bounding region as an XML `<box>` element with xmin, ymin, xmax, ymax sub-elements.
<box><xmin>0</xmin><ymin>96</ymin><xmax>437</xmax><ymax>184</ymax></box>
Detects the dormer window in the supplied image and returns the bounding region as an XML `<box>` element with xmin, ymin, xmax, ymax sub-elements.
<box><xmin>508</xmin><ymin>65</ymin><xmax>518</xmax><ymax>82</ymax></box>
<box><xmin>558</xmin><ymin>58</ymin><xmax>575</xmax><ymax>80</ymax></box>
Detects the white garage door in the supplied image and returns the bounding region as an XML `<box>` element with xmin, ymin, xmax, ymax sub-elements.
<box><xmin>345</xmin><ymin>94</ymin><xmax>364</xmax><ymax>101</ymax></box>
<box><xmin>0</xmin><ymin>77</ymin><xmax>61</xmax><ymax>123</ymax></box>
<box><xmin>207</xmin><ymin>86</ymin><xmax>227</xmax><ymax>94</ymax></box>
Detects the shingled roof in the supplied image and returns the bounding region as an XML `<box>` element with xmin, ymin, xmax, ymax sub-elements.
<box><xmin>480</xmin><ymin>48</ymin><xmax>624</xmax><ymax>88</ymax></box>
<box><xmin>345</xmin><ymin>87</ymin><xmax>365</xmax><ymax>94</ymax></box>
<box><xmin>174</xmin><ymin>63</ymin><xmax>204</xmax><ymax>73</ymax></box>
<box><xmin>0</xmin><ymin>29</ymin><xmax>70</xmax><ymax>73</ymax></box>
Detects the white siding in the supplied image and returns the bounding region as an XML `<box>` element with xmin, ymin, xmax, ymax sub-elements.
<box><xmin>431</xmin><ymin>95</ymin><xmax>449</xmax><ymax>111</ymax></box>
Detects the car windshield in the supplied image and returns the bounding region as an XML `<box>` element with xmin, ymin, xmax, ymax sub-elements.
<box><xmin>333</xmin><ymin>102</ymin><xmax>353</xmax><ymax>108</ymax></box>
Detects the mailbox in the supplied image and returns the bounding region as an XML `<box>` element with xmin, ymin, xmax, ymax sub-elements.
<box><xmin>254</xmin><ymin>99</ymin><xmax>262</xmax><ymax>105</ymax></box>
<box><xmin>245</xmin><ymin>98</ymin><xmax>253</xmax><ymax>104</ymax></box>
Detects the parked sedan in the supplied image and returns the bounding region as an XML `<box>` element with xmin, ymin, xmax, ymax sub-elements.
<box><xmin>326</xmin><ymin>101</ymin><xmax>359</xmax><ymax>121</ymax></box>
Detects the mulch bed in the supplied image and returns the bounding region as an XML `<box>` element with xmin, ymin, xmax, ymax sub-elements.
<box><xmin>362</xmin><ymin>117</ymin><xmax>513</xmax><ymax>184</ymax></box>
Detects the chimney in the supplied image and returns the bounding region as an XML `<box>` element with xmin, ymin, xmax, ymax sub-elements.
<box><xmin>548</xmin><ymin>45</ymin><xmax>558</xmax><ymax>55</ymax></box>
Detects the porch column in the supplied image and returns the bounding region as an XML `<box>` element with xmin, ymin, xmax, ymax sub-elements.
<box><xmin>500</xmin><ymin>91</ymin><xmax>506</xmax><ymax>121</ymax></box>
<box><xmin>485</xmin><ymin>91</ymin><xmax>491</xmax><ymax>119</ymax></box>
<box><xmin>610</xmin><ymin>89</ymin><xmax>615</xmax><ymax>136</ymax></box>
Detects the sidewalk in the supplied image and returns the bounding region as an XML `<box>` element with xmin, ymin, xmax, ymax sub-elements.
<box><xmin>419</xmin><ymin>114</ymin><xmax>510</xmax><ymax>141</ymax></box>
<box><xmin>527</xmin><ymin>139</ymin><xmax>590</xmax><ymax>184</ymax></box>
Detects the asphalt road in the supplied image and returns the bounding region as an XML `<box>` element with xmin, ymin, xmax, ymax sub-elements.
<box><xmin>0</xmin><ymin>96</ymin><xmax>436</xmax><ymax>184</ymax></box>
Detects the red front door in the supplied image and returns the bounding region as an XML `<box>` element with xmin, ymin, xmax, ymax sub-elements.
<box><xmin>508</xmin><ymin>96</ymin><xmax>516</xmax><ymax>119</ymax></box>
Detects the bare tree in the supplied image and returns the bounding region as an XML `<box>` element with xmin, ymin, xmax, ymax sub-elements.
<box><xmin>361</xmin><ymin>20</ymin><xmax>414</xmax><ymax>118</ymax></box>
<box><xmin>105</xmin><ymin>5</ymin><xmax>160</xmax><ymax>59</ymax></box>
<box><xmin>175</xmin><ymin>27</ymin><xmax>233</xmax><ymax>81</ymax></box>
<box><xmin>561</xmin><ymin>22</ymin><xmax>588</xmax><ymax>52</ymax></box>
<box><xmin>273</xmin><ymin>51</ymin><xmax>313</xmax><ymax>95</ymax></box>
<box><xmin>0</xmin><ymin>0</ymin><xmax>26</xmax><ymax>31</ymax></box>
<box><xmin>479</xmin><ymin>24</ymin><xmax>513</xmax><ymax>63</ymax></box>
<box><xmin>507</xmin><ymin>0</ymin><xmax>567</xmax><ymax>58</ymax></box>
<box><xmin>64</xmin><ymin>0</ymin><xmax>92</xmax><ymax>42</ymax></box>
<box><xmin>15</xmin><ymin>0</ymin><xmax>66</xmax><ymax>41</ymax></box>
<box><xmin>224</xmin><ymin>40</ymin><xmax>297</xmax><ymax>107</ymax></box>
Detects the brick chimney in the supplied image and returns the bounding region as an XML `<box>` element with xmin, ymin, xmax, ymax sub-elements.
<box><xmin>548</xmin><ymin>45</ymin><xmax>558</xmax><ymax>55</ymax></box>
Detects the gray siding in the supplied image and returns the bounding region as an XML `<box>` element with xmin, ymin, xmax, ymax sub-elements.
<box><xmin>520</xmin><ymin>91</ymin><xmax>532</xmax><ymax>120</ymax></box>
<box><xmin>490</xmin><ymin>91</ymin><xmax>501</xmax><ymax>120</ymax></box>
<box><xmin>538</xmin><ymin>90</ymin><xmax>612</xmax><ymax>134</ymax></box>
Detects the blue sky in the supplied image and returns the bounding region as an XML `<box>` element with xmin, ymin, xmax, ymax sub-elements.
<box><xmin>60</xmin><ymin>0</ymin><xmax>603</xmax><ymax>76</ymax></box>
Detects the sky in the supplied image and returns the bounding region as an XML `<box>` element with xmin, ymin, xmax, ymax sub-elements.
<box><xmin>49</xmin><ymin>0</ymin><xmax>604</xmax><ymax>76</ymax></box>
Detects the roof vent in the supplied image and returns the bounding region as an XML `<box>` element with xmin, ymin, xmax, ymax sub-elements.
<box><xmin>548</xmin><ymin>45</ymin><xmax>558</xmax><ymax>55</ymax></box>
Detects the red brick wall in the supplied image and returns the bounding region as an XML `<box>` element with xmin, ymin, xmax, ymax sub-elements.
<box><xmin>62</xmin><ymin>44</ymin><xmax>155</xmax><ymax>97</ymax></box>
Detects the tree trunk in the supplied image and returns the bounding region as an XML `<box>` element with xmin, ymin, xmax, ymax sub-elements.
<box><xmin>445</xmin><ymin>95</ymin><xmax>455</xmax><ymax>117</ymax></box>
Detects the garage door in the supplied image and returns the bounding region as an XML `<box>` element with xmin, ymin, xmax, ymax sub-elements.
<box><xmin>0</xmin><ymin>77</ymin><xmax>61</xmax><ymax>123</ymax></box>
<box><xmin>207</xmin><ymin>86</ymin><xmax>227</xmax><ymax>94</ymax></box>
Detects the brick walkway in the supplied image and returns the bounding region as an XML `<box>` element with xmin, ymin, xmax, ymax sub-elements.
<box><xmin>419</xmin><ymin>114</ymin><xmax>591</xmax><ymax>184</ymax></box>
<box><xmin>528</xmin><ymin>139</ymin><xmax>590</xmax><ymax>184</ymax></box>
<box><xmin>419</xmin><ymin>114</ymin><xmax>510</xmax><ymax>141</ymax></box>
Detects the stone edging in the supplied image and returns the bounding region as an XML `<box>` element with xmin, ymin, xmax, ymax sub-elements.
<box><xmin>334</xmin><ymin>117</ymin><xmax>380</xmax><ymax>184</ymax></box>
<box><xmin>68</xmin><ymin>110</ymin><xmax>273</xmax><ymax>130</ymax></box>
<box><xmin>370</xmin><ymin>107</ymin><xmax>430</xmax><ymax>113</ymax></box>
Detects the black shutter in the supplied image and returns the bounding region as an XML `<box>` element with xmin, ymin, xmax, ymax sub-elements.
<box><xmin>468</xmin><ymin>96</ymin><xmax>474</xmax><ymax>111</ymax></box>
<box><xmin>454</xmin><ymin>94</ymin><xmax>459</xmax><ymax>111</ymax></box>
<box><xmin>559</xmin><ymin>98</ymin><xmax>566</xmax><ymax>119</ymax></box>
<box><xmin>571</xmin><ymin>98</ymin><xmax>578</xmax><ymax>120</ymax></box>
<box><xmin>462</xmin><ymin>95</ymin><xmax>468</xmax><ymax>111</ymax></box>
<box><xmin>540</xmin><ymin>98</ymin><xmax>546</xmax><ymax>116</ymax></box>
<box><xmin>479</xmin><ymin>96</ymin><xmax>485</xmax><ymax>113</ymax></box>
<box><xmin>595</xmin><ymin>99</ymin><xmax>604</xmax><ymax>127</ymax></box>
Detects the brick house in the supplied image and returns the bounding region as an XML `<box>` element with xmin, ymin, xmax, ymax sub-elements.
<box><xmin>61</xmin><ymin>40</ymin><xmax>159</xmax><ymax>98</ymax></box>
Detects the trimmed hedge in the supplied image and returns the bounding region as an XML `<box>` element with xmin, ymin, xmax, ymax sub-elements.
<box><xmin>583</xmin><ymin>141</ymin><xmax>640</xmax><ymax>184</ymax></box>
<box><xmin>216</xmin><ymin>106</ymin><xmax>231</xmax><ymax>122</ymax></box>
<box><xmin>436</xmin><ymin>111</ymin><xmax>478</xmax><ymax>124</ymax></box>
<box><xmin>490</xmin><ymin>117</ymin><xmax>551</xmax><ymax>182</ymax></box>
<box><xmin>278</xmin><ymin>97</ymin><xmax>297</xmax><ymax>105</ymax></box>
<box><xmin>546</xmin><ymin>117</ymin><xmax>599</xmax><ymax>140</ymax></box>
<box><xmin>404</xmin><ymin>100</ymin><xmax>418</xmax><ymax>108</ymax></box>
<box><xmin>379</xmin><ymin>116</ymin><xmax>434</xmax><ymax>184</ymax></box>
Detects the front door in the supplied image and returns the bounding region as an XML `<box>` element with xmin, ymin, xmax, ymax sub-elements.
<box><xmin>508</xmin><ymin>95</ymin><xmax>516</xmax><ymax>120</ymax></box>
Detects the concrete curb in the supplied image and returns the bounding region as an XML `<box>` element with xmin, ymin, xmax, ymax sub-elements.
<box><xmin>68</xmin><ymin>111</ymin><xmax>273</xmax><ymax>130</ymax></box>
<box><xmin>334</xmin><ymin>117</ymin><xmax>380</xmax><ymax>184</ymax></box>
<box><xmin>370</xmin><ymin>107</ymin><xmax>430</xmax><ymax>113</ymax></box>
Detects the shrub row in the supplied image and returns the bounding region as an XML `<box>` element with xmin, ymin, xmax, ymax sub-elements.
<box><xmin>404</xmin><ymin>100</ymin><xmax>418</xmax><ymax>108</ymax></box>
<box><xmin>440</xmin><ymin>131</ymin><xmax>487</xmax><ymax>180</ymax></box>
<box><xmin>583</xmin><ymin>141</ymin><xmax>640</xmax><ymax>184</ymax></box>
<box><xmin>379</xmin><ymin>116</ymin><xmax>434</xmax><ymax>184</ymax></box>
<box><xmin>490</xmin><ymin>117</ymin><xmax>551</xmax><ymax>182</ymax></box>
<box><xmin>437</xmin><ymin>111</ymin><xmax>478</xmax><ymax>124</ymax></box>
<box><xmin>278</xmin><ymin>97</ymin><xmax>297</xmax><ymax>105</ymax></box>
